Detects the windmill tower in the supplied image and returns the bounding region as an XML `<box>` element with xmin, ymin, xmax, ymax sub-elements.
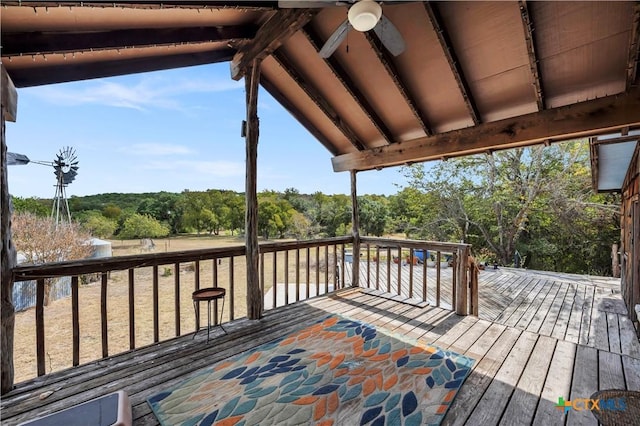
<box><xmin>51</xmin><ymin>146</ymin><xmax>78</xmax><ymax>226</ymax></box>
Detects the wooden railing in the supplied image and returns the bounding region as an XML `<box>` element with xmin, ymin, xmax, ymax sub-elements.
<box><xmin>357</xmin><ymin>237</ymin><xmax>477</xmax><ymax>315</ymax></box>
<box><xmin>10</xmin><ymin>235</ymin><xmax>478</xmax><ymax>382</ymax></box>
<box><xmin>10</xmin><ymin>238</ymin><xmax>352</xmax><ymax>381</ymax></box>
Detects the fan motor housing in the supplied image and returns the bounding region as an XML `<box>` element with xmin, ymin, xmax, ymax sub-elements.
<box><xmin>348</xmin><ymin>0</ymin><xmax>382</xmax><ymax>32</ymax></box>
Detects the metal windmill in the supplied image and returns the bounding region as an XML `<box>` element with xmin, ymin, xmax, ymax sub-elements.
<box><xmin>51</xmin><ymin>146</ymin><xmax>79</xmax><ymax>225</ymax></box>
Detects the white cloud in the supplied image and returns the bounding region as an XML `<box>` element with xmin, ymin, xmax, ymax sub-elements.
<box><xmin>125</xmin><ymin>143</ymin><xmax>194</xmax><ymax>156</ymax></box>
<box><xmin>24</xmin><ymin>74</ymin><xmax>244</xmax><ymax>111</ymax></box>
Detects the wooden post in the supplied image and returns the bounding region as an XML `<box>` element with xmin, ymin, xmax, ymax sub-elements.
<box><xmin>245</xmin><ymin>59</ymin><xmax>263</xmax><ymax>320</ymax></box>
<box><xmin>455</xmin><ymin>246</ymin><xmax>469</xmax><ymax>315</ymax></box>
<box><xmin>1</xmin><ymin>65</ymin><xmax>17</xmax><ymax>394</ymax></box>
<box><xmin>350</xmin><ymin>170</ymin><xmax>360</xmax><ymax>287</ymax></box>
<box><xmin>612</xmin><ymin>243</ymin><xmax>620</xmax><ymax>278</ymax></box>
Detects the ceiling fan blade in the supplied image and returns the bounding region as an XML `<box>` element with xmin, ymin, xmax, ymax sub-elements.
<box><xmin>373</xmin><ymin>14</ymin><xmax>405</xmax><ymax>56</ymax></box>
<box><xmin>278</xmin><ymin>1</ymin><xmax>346</xmax><ymax>8</ymax></box>
<box><xmin>319</xmin><ymin>19</ymin><xmax>352</xmax><ymax>58</ymax></box>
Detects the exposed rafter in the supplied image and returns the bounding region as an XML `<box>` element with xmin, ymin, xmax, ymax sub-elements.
<box><xmin>0</xmin><ymin>1</ymin><xmax>278</xmax><ymax>10</ymax></box>
<box><xmin>1</xmin><ymin>25</ymin><xmax>258</xmax><ymax>56</ymax></box>
<box><xmin>423</xmin><ymin>2</ymin><xmax>481</xmax><ymax>125</ymax></box>
<box><xmin>332</xmin><ymin>88</ymin><xmax>640</xmax><ymax>172</ymax></box>
<box><xmin>302</xmin><ymin>25</ymin><xmax>395</xmax><ymax>145</ymax></box>
<box><xmin>8</xmin><ymin>49</ymin><xmax>235</xmax><ymax>87</ymax></box>
<box><xmin>628</xmin><ymin>2</ymin><xmax>640</xmax><ymax>90</ymax></box>
<box><xmin>260</xmin><ymin>74</ymin><xmax>339</xmax><ymax>156</ymax></box>
<box><xmin>271</xmin><ymin>50</ymin><xmax>365</xmax><ymax>151</ymax></box>
<box><xmin>231</xmin><ymin>8</ymin><xmax>317</xmax><ymax>80</ymax></box>
<box><xmin>519</xmin><ymin>1</ymin><xmax>545</xmax><ymax>110</ymax></box>
<box><xmin>364</xmin><ymin>32</ymin><xmax>432</xmax><ymax>137</ymax></box>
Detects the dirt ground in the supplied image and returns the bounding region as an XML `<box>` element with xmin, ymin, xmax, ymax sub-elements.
<box><xmin>12</xmin><ymin>235</ymin><xmax>335</xmax><ymax>383</ymax></box>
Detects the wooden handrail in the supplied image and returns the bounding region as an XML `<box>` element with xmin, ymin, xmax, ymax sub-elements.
<box><xmin>9</xmin><ymin>236</ymin><xmax>475</xmax><ymax>382</ymax></box>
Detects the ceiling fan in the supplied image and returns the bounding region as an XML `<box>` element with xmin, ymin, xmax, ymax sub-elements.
<box><xmin>279</xmin><ymin>0</ymin><xmax>406</xmax><ymax>58</ymax></box>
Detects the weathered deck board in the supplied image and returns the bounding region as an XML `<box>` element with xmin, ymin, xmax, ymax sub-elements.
<box><xmin>532</xmin><ymin>340</ymin><xmax>576</xmax><ymax>426</ymax></box>
<box><xmin>567</xmin><ymin>345</ymin><xmax>598</xmax><ymax>426</ymax></box>
<box><xmin>2</xmin><ymin>268</ymin><xmax>639</xmax><ymax>426</ymax></box>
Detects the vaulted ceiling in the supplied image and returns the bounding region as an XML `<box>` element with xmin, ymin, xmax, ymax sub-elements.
<box><xmin>2</xmin><ymin>1</ymin><xmax>640</xmax><ymax>173</ymax></box>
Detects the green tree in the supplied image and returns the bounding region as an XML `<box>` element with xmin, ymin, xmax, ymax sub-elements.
<box><xmin>118</xmin><ymin>213</ymin><xmax>170</xmax><ymax>239</ymax></box>
<box><xmin>358</xmin><ymin>196</ymin><xmax>389</xmax><ymax>236</ymax></box>
<box><xmin>102</xmin><ymin>204</ymin><xmax>122</xmax><ymax>220</ymax></box>
<box><xmin>401</xmin><ymin>140</ymin><xmax>618</xmax><ymax>272</ymax></box>
<box><xmin>81</xmin><ymin>213</ymin><xmax>117</xmax><ymax>238</ymax></box>
<box><xmin>11</xmin><ymin>196</ymin><xmax>50</xmax><ymax>217</ymax></box>
<box><xmin>136</xmin><ymin>192</ymin><xmax>181</xmax><ymax>234</ymax></box>
<box><xmin>319</xmin><ymin>194</ymin><xmax>350</xmax><ymax>237</ymax></box>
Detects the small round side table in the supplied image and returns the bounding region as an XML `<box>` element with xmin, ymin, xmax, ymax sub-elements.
<box><xmin>192</xmin><ymin>287</ymin><xmax>227</xmax><ymax>342</ymax></box>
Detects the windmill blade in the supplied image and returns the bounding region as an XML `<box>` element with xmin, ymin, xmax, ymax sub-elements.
<box><xmin>278</xmin><ymin>1</ymin><xmax>349</xmax><ymax>8</ymax></box>
<box><xmin>319</xmin><ymin>19</ymin><xmax>352</xmax><ymax>58</ymax></box>
<box><xmin>373</xmin><ymin>14</ymin><xmax>405</xmax><ymax>56</ymax></box>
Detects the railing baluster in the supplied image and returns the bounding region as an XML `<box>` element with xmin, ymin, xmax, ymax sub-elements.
<box><xmin>452</xmin><ymin>252</ymin><xmax>457</xmax><ymax>310</ymax></box>
<box><xmin>366</xmin><ymin>243</ymin><xmax>371</xmax><ymax>288</ymax></box>
<box><xmin>324</xmin><ymin>245</ymin><xmax>329</xmax><ymax>293</ymax></box>
<box><xmin>306</xmin><ymin>248</ymin><xmax>310</xmax><ymax>299</ymax></box>
<box><xmin>422</xmin><ymin>250</ymin><xmax>427</xmax><ymax>303</ymax></box>
<box><xmin>213</xmin><ymin>259</ymin><xmax>219</xmax><ymax>325</ymax></box>
<box><xmin>340</xmin><ymin>243</ymin><xmax>345</xmax><ymax>287</ymax></box>
<box><xmin>153</xmin><ymin>265</ymin><xmax>159</xmax><ymax>343</ymax></box>
<box><xmin>36</xmin><ymin>279</ymin><xmax>45</xmax><ymax>376</ymax></box>
<box><xmin>376</xmin><ymin>246</ymin><xmax>380</xmax><ymax>291</ymax></box>
<box><xmin>260</xmin><ymin>252</ymin><xmax>265</xmax><ymax>298</ymax></box>
<box><xmin>436</xmin><ymin>251</ymin><xmax>441</xmax><ymax>307</ymax></box>
<box><xmin>386</xmin><ymin>247</ymin><xmax>391</xmax><ymax>293</ymax></box>
<box><xmin>174</xmin><ymin>262</ymin><xmax>180</xmax><ymax>337</ymax></box>
<box><xmin>195</xmin><ymin>260</ymin><xmax>201</xmax><ymax>290</ymax></box>
<box><xmin>71</xmin><ymin>276</ymin><xmax>79</xmax><ymax>366</ymax></box>
<box><xmin>128</xmin><ymin>269</ymin><xmax>135</xmax><ymax>349</ymax></box>
<box><xmin>409</xmin><ymin>248</ymin><xmax>414</xmax><ymax>298</ymax></box>
<box><xmin>397</xmin><ymin>246</ymin><xmax>402</xmax><ymax>296</ymax></box>
<box><xmin>284</xmin><ymin>250</ymin><xmax>289</xmax><ymax>305</ymax></box>
<box><xmin>272</xmin><ymin>252</ymin><xmax>277</xmax><ymax>309</ymax></box>
<box><xmin>333</xmin><ymin>245</ymin><xmax>338</xmax><ymax>289</ymax></box>
<box><xmin>229</xmin><ymin>256</ymin><xmax>234</xmax><ymax>321</ymax></box>
<box><xmin>295</xmin><ymin>249</ymin><xmax>300</xmax><ymax>302</ymax></box>
<box><xmin>315</xmin><ymin>246</ymin><xmax>320</xmax><ymax>293</ymax></box>
<box><xmin>101</xmin><ymin>272</ymin><xmax>108</xmax><ymax>358</ymax></box>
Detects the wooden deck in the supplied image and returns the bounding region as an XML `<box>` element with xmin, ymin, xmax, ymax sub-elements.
<box><xmin>2</xmin><ymin>268</ymin><xmax>639</xmax><ymax>425</ymax></box>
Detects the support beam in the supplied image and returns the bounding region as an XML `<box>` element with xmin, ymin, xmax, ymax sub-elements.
<box><xmin>1</xmin><ymin>1</ymin><xmax>277</xmax><ymax>10</ymax></box>
<box><xmin>1</xmin><ymin>25</ymin><xmax>258</xmax><ymax>56</ymax></box>
<box><xmin>364</xmin><ymin>32</ymin><xmax>433</xmax><ymax>137</ymax></box>
<box><xmin>231</xmin><ymin>8</ymin><xmax>317</xmax><ymax>81</ymax></box>
<box><xmin>519</xmin><ymin>1</ymin><xmax>545</xmax><ymax>111</ymax></box>
<box><xmin>271</xmin><ymin>50</ymin><xmax>365</xmax><ymax>151</ymax></box>
<box><xmin>423</xmin><ymin>2</ymin><xmax>481</xmax><ymax>125</ymax></box>
<box><xmin>260</xmin><ymin>74</ymin><xmax>339</xmax><ymax>156</ymax></box>
<box><xmin>7</xmin><ymin>49</ymin><xmax>236</xmax><ymax>88</ymax></box>
<box><xmin>350</xmin><ymin>170</ymin><xmax>360</xmax><ymax>288</ymax></box>
<box><xmin>1</xmin><ymin>66</ymin><xmax>17</xmax><ymax>394</ymax></box>
<box><xmin>302</xmin><ymin>26</ymin><xmax>395</xmax><ymax>144</ymax></box>
<box><xmin>628</xmin><ymin>2</ymin><xmax>640</xmax><ymax>91</ymax></box>
<box><xmin>1</xmin><ymin>67</ymin><xmax>17</xmax><ymax>122</ymax></box>
<box><xmin>332</xmin><ymin>87</ymin><xmax>640</xmax><ymax>172</ymax></box>
<box><xmin>245</xmin><ymin>58</ymin><xmax>262</xmax><ymax>321</ymax></box>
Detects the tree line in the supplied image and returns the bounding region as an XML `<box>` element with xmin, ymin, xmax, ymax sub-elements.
<box><xmin>11</xmin><ymin>140</ymin><xmax>620</xmax><ymax>275</ymax></box>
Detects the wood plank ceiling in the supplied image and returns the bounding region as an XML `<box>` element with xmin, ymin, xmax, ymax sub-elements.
<box><xmin>2</xmin><ymin>1</ymin><xmax>640</xmax><ymax>173</ymax></box>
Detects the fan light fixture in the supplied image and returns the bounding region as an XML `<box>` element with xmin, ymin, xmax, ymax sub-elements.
<box><xmin>348</xmin><ymin>0</ymin><xmax>382</xmax><ymax>32</ymax></box>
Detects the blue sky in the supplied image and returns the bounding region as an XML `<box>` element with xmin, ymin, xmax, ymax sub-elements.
<box><xmin>6</xmin><ymin>62</ymin><xmax>409</xmax><ymax>199</ymax></box>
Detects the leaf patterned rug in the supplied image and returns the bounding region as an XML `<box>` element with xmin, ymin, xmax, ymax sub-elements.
<box><xmin>148</xmin><ymin>315</ymin><xmax>474</xmax><ymax>426</ymax></box>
